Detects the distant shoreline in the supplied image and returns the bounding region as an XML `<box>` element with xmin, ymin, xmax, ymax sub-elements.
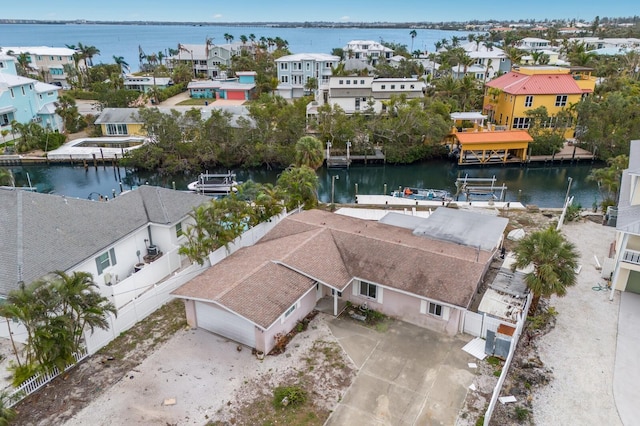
<box><xmin>0</xmin><ymin>20</ymin><xmax>466</xmax><ymax>29</ymax></box>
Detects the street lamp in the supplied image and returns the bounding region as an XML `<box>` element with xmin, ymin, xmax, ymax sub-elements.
<box><xmin>331</xmin><ymin>175</ymin><xmax>339</xmax><ymax>209</ymax></box>
<box><xmin>564</xmin><ymin>176</ymin><xmax>573</xmax><ymax>207</ymax></box>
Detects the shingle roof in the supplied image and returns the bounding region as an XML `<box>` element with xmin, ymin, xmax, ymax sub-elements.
<box><xmin>0</xmin><ymin>186</ymin><xmax>208</xmax><ymax>295</ymax></box>
<box><xmin>173</xmin><ymin>209</ymin><xmax>494</xmax><ymax>329</ymax></box>
<box><xmin>486</xmin><ymin>71</ymin><xmax>588</xmax><ymax>95</ymax></box>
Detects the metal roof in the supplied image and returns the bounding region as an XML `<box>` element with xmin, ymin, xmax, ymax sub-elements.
<box><xmin>453</xmin><ymin>130</ymin><xmax>533</xmax><ymax>144</ymax></box>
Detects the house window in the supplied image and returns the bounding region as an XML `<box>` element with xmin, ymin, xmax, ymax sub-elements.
<box><xmin>10</xmin><ymin>88</ymin><xmax>14</xmax><ymax>98</ymax></box>
<box><xmin>280</xmin><ymin>63</ymin><xmax>288</xmax><ymax>70</ymax></box>
<box><xmin>306</xmin><ymin>62</ymin><xmax>310</xmax><ymax>70</ymax></box>
<box><xmin>95</xmin><ymin>248</ymin><xmax>117</xmax><ymax>275</ymax></box>
<box><xmin>339</xmin><ymin>79</ymin><xmax>344</xmax><ymax>85</ymax></box>
<box><xmin>390</xmin><ymin>85</ymin><xmax>395</xmax><ymax>89</ymax></box>
<box><xmin>1</xmin><ymin>113</ymin><xmax>11</xmax><ymax>126</ymax></box>
<box><xmin>281</xmin><ymin>75</ymin><xmax>288</xmax><ymax>83</ymax></box>
<box><xmin>21</xmin><ymin>86</ymin><xmax>26</xmax><ymax>96</ymax></box>
<box><xmin>360</xmin><ymin>281</ymin><xmax>377</xmax><ymax>299</ymax></box>
<box><xmin>410</xmin><ymin>84</ymin><xmax>415</xmax><ymax>89</ymax></box>
<box><xmin>400</xmin><ymin>84</ymin><xmax>405</xmax><ymax>89</ymax></box>
<box><xmin>175</xmin><ymin>222</ymin><xmax>183</xmax><ymax>237</ymax></box>
<box><xmin>39</xmin><ymin>94</ymin><xmax>42</xmax><ymax>100</ymax></box>
<box><xmin>513</xmin><ymin>117</ymin><xmax>530</xmax><ymax>129</ymax></box>
<box><xmin>106</xmin><ymin>124</ymin><xmax>128</xmax><ymax>135</ymax></box>
<box><xmin>360</xmin><ymin>80</ymin><xmax>365</xmax><ymax>85</ymax></box>
<box><xmin>346</xmin><ymin>79</ymin><xmax>350</xmax><ymax>84</ymax></box>
<box><xmin>428</xmin><ymin>302</ymin><xmax>443</xmax><ymax>317</ymax></box>
<box><xmin>555</xmin><ymin>95</ymin><xmax>568</xmax><ymax>107</ymax></box>
<box><xmin>381</xmin><ymin>85</ymin><xmax>386</xmax><ymax>89</ymax></box>
<box><xmin>525</xmin><ymin>95</ymin><xmax>534</xmax><ymax>107</ymax></box>
<box><xmin>284</xmin><ymin>303</ymin><xmax>297</xmax><ymax>318</ymax></box>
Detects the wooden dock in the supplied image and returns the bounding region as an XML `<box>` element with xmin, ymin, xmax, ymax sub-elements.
<box><xmin>326</xmin><ymin>147</ymin><xmax>386</xmax><ymax>168</ymax></box>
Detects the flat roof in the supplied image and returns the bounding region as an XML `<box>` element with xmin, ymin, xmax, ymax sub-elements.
<box><xmin>454</xmin><ymin>130</ymin><xmax>533</xmax><ymax>144</ymax></box>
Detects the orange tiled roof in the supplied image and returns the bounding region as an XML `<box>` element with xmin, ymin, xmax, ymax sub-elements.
<box><xmin>454</xmin><ymin>130</ymin><xmax>533</xmax><ymax>144</ymax></box>
<box><xmin>486</xmin><ymin>71</ymin><xmax>589</xmax><ymax>95</ymax></box>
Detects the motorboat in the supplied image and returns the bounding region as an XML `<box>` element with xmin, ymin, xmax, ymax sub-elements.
<box><xmin>391</xmin><ymin>187</ymin><xmax>451</xmax><ymax>201</ymax></box>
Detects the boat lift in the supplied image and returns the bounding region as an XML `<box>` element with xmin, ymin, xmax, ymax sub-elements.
<box><xmin>455</xmin><ymin>175</ymin><xmax>507</xmax><ymax>202</ymax></box>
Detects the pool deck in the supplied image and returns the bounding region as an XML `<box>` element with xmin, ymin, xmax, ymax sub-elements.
<box><xmin>46</xmin><ymin>137</ymin><xmax>147</xmax><ymax>161</ymax></box>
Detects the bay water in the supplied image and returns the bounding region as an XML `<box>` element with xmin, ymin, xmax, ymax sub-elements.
<box><xmin>6</xmin><ymin>160</ymin><xmax>603</xmax><ymax>209</ymax></box>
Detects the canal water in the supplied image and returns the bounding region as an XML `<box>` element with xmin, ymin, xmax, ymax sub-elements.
<box><xmin>5</xmin><ymin>160</ymin><xmax>603</xmax><ymax>209</ymax></box>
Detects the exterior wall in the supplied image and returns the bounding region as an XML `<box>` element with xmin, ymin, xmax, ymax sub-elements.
<box><xmin>183</xmin><ymin>299</ymin><xmax>197</xmax><ymax>327</ymax></box>
<box><xmin>261</xmin><ymin>287</ymin><xmax>317</xmax><ymax>354</ymax></box>
<box><xmin>344</xmin><ymin>280</ymin><xmax>461</xmax><ymax>335</ymax></box>
<box><xmin>100</xmin><ymin>122</ymin><xmax>145</xmax><ymax>137</ymax></box>
<box><xmin>0</xmin><ymin>74</ymin><xmax>62</xmax><ymax>133</ymax></box>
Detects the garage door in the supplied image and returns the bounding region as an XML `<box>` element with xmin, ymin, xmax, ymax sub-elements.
<box><xmin>195</xmin><ymin>302</ymin><xmax>256</xmax><ymax>347</ymax></box>
<box><xmin>226</xmin><ymin>90</ymin><xmax>245</xmax><ymax>100</ymax></box>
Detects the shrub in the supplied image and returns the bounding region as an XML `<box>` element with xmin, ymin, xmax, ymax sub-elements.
<box><xmin>515</xmin><ymin>406</ymin><xmax>529</xmax><ymax>421</ymax></box>
<box><xmin>273</xmin><ymin>385</ymin><xmax>307</xmax><ymax>408</ymax></box>
<box><xmin>564</xmin><ymin>203</ymin><xmax>582</xmax><ymax>222</ymax></box>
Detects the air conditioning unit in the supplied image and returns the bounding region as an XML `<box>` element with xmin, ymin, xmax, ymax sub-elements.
<box><xmin>147</xmin><ymin>245</ymin><xmax>158</xmax><ymax>256</ymax></box>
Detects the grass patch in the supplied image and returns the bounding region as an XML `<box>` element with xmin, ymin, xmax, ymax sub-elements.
<box><xmin>486</xmin><ymin>356</ymin><xmax>501</xmax><ymax>366</ymax></box>
<box><xmin>527</xmin><ymin>306</ymin><xmax>558</xmax><ymax>330</ymax></box>
<box><xmin>515</xmin><ymin>406</ymin><xmax>529</xmax><ymax>421</ymax></box>
<box><xmin>176</xmin><ymin>98</ymin><xmax>215</xmax><ymax>106</ymax></box>
<box><xmin>273</xmin><ymin>385</ymin><xmax>307</xmax><ymax>408</ymax></box>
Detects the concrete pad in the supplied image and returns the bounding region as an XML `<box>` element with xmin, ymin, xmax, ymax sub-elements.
<box><xmin>327</xmin><ymin>318</ymin><xmax>475</xmax><ymax>426</ymax></box>
<box><xmin>614</xmin><ymin>291</ymin><xmax>640</xmax><ymax>425</ymax></box>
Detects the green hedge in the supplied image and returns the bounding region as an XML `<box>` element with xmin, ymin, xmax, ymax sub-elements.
<box><xmin>68</xmin><ymin>90</ymin><xmax>99</xmax><ymax>100</ymax></box>
<box><xmin>155</xmin><ymin>83</ymin><xmax>186</xmax><ymax>102</ymax></box>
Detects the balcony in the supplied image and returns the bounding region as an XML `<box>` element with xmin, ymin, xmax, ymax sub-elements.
<box><xmin>623</xmin><ymin>249</ymin><xmax>640</xmax><ymax>265</ymax></box>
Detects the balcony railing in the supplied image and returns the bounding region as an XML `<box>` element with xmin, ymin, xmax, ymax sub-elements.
<box><xmin>623</xmin><ymin>249</ymin><xmax>640</xmax><ymax>265</ymax></box>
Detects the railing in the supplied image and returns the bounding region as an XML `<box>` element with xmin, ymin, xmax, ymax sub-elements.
<box><xmin>623</xmin><ymin>249</ymin><xmax>640</xmax><ymax>265</ymax></box>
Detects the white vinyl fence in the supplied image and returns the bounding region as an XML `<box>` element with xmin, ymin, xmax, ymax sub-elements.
<box><xmin>483</xmin><ymin>293</ymin><xmax>533</xmax><ymax>426</ymax></box>
<box><xmin>463</xmin><ymin>310</ymin><xmax>516</xmax><ymax>339</ymax></box>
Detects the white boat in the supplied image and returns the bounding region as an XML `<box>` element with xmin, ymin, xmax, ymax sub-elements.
<box><xmin>187</xmin><ymin>171</ymin><xmax>238</xmax><ymax>194</ymax></box>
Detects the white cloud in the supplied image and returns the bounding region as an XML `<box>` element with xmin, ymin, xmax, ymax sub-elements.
<box><xmin>213</xmin><ymin>14</ymin><xmax>223</xmax><ymax>19</ymax></box>
<box><xmin>340</xmin><ymin>16</ymin><xmax>350</xmax><ymax>21</ymax></box>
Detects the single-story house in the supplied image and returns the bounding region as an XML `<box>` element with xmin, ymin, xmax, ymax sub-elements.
<box><xmin>0</xmin><ymin>186</ymin><xmax>208</xmax><ymax>307</ymax></box>
<box><xmin>94</xmin><ymin>105</ymin><xmax>253</xmax><ymax>136</ymax></box>
<box><xmin>123</xmin><ymin>75</ymin><xmax>172</xmax><ymax>94</ymax></box>
<box><xmin>173</xmin><ymin>208</ymin><xmax>508</xmax><ymax>354</ymax></box>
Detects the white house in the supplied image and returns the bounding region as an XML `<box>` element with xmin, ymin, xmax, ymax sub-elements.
<box><xmin>275</xmin><ymin>53</ymin><xmax>340</xmax><ymax>99</ymax></box>
<box><xmin>123</xmin><ymin>75</ymin><xmax>172</xmax><ymax>93</ymax></box>
<box><xmin>0</xmin><ymin>186</ymin><xmax>209</xmax><ymax>309</ymax></box>
<box><xmin>317</xmin><ymin>75</ymin><xmax>425</xmax><ymax>114</ymax></box>
<box><xmin>343</xmin><ymin>40</ymin><xmax>394</xmax><ymax>66</ymax></box>
<box><xmin>516</xmin><ymin>37</ymin><xmax>552</xmax><ymax>51</ymax></box>
<box><xmin>453</xmin><ymin>42</ymin><xmax>511</xmax><ymax>80</ymax></box>
<box><xmin>610</xmin><ymin>140</ymin><xmax>640</xmax><ymax>294</ymax></box>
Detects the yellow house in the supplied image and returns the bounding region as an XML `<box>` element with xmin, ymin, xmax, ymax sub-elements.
<box><xmin>483</xmin><ymin>66</ymin><xmax>595</xmax><ymax>139</ymax></box>
<box><xmin>94</xmin><ymin>108</ymin><xmax>146</xmax><ymax>137</ymax></box>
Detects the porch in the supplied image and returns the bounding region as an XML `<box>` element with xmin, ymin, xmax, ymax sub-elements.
<box><xmin>315</xmin><ymin>296</ymin><xmax>349</xmax><ymax>316</ymax></box>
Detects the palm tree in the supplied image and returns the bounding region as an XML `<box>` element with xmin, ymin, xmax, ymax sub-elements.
<box><xmin>511</xmin><ymin>227</ymin><xmax>579</xmax><ymax>315</ymax></box>
<box><xmin>505</xmin><ymin>47</ymin><xmax>524</xmax><ymax>67</ymax></box>
<box><xmin>249</xmin><ymin>33</ymin><xmax>256</xmax><ymax>45</ymax></box>
<box><xmin>157</xmin><ymin>51</ymin><xmax>165</xmax><ymax>66</ymax></box>
<box><xmin>0</xmin><ymin>169</ymin><xmax>14</xmax><ymax>187</ymax></box>
<box><xmin>240</xmin><ymin>35</ymin><xmax>248</xmax><ymax>46</ymax></box>
<box><xmin>409</xmin><ymin>29</ymin><xmax>417</xmax><ymax>52</ymax></box>
<box><xmin>294</xmin><ymin>136</ymin><xmax>324</xmax><ymax>170</ymax></box>
<box><xmin>223</xmin><ymin>33</ymin><xmax>234</xmax><ymax>43</ymax></box>
<box><xmin>276</xmin><ymin>165</ymin><xmax>319</xmax><ymax>210</ymax></box>
<box><xmin>113</xmin><ymin>56</ymin><xmax>130</xmax><ymax>74</ymax></box>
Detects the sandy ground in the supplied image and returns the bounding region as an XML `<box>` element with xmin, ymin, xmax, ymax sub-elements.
<box><xmin>64</xmin><ymin>313</ymin><xmax>352</xmax><ymax>425</ymax></box>
<box><xmin>532</xmin><ymin>220</ymin><xmax>622</xmax><ymax>425</ymax></box>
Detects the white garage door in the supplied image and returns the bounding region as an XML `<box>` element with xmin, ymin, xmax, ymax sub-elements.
<box><xmin>195</xmin><ymin>302</ymin><xmax>256</xmax><ymax>348</ymax></box>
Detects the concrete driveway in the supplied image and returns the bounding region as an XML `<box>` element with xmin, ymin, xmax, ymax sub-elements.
<box><xmin>326</xmin><ymin>317</ymin><xmax>475</xmax><ymax>426</ymax></box>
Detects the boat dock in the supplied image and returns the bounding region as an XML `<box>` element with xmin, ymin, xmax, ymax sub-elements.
<box><xmin>325</xmin><ymin>143</ymin><xmax>385</xmax><ymax>168</ymax></box>
<box><xmin>355</xmin><ymin>194</ymin><xmax>525</xmax><ymax>210</ymax></box>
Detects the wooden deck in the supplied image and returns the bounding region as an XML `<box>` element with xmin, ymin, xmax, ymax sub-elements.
<box><xmin>326</xmin><ymin>147</ymin><xmax>386</xmax><ymax>168</ymax></box>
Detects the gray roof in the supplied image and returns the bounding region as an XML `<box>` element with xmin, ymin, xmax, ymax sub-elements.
<box><xmin>0</xmin><ymin>186</ymin><xmax>208</xmax><ymax>295</ymax></box>
<box><xmin>616</xmin><ymin>140</ymin><xmax>640</xmax><ymax>234</ymax></box>
<box><xmin>95</xmin><ymin>106</ymin><xmax>252</xmax><ymax>128</ymax></box>
<box><xmin>412</xmin><ymin>207</ymin><xmax>508</xmax><ymax>251</ymax></box>
<box><xmin>378</xmin><ymin>212</ymin><xmax>427</xmax><ymax>230</ymax></box>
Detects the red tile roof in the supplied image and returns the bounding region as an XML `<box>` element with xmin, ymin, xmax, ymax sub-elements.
<box><xmin>454</xmin><ymin>130</ymin><xmax>533</xmax><ymax>144</ymax></box>
<box><xmin>486</xmin><ymin>71</ymin><xmax>588</xmax><ymax>95</ymax></box>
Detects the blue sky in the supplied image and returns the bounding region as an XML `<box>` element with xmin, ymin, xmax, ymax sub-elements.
<box><xmin>2</xmin><ymin>1</ymin><xmax>633</xmax><ymax>22</ymax></box>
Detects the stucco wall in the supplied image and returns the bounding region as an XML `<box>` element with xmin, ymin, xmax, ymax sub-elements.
<box><xmin>345</xmin><ymin>281</ymin><xmax>462</xmax><ymax>335</ymax></box>
<box><xmin>261</xmin><ymin>287</ymin><xmax>316</xmax><ymax>354</ymax></box>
